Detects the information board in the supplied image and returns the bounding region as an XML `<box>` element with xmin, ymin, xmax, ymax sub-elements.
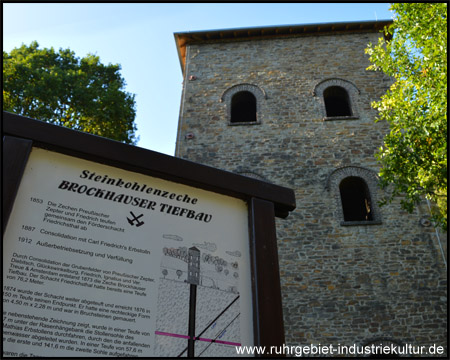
<box><xmin>3</xmin><ymin>147</ymin><xmax>254</xmax><ymax>357</ymax></box>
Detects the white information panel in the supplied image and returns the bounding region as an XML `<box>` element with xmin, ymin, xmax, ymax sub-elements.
<box><xmin>3</xmin><ymin>148</ymin><xmax>253</xmax><ymax>357</ymax></box>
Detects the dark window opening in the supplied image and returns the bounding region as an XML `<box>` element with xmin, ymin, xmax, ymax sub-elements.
<box><xmin>324</xmin><ymin>86</ymin><xmax>352</xmax><ymax>117</ymax></box>
<box><xmin>231</xmin><ymin>91</ymin><xmax>257</xmax><ymax>123</ymax></box>
<box><xmin>339</xmin><ymin>177</ymin><xmax>373</xmax><ymax>221</ymax></box>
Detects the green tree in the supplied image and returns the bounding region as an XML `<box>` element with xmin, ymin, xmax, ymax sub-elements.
<box><xmin>366</xmin><ymin>3</ymin><xmax>447</xmax><ymax>230</ymax></box>
<box><xmin>3</xmin><ymin>41</ymin><xmax>137</xmax><ymax>144</ymax></box>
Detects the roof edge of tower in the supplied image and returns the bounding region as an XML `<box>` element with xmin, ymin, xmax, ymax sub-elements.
<box><xmin>174</xmin><ymin>19</ymin><xmax>393</xmax><ymax>74</ymax></box>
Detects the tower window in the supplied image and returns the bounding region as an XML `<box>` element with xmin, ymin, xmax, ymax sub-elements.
<box><xmin>326</xmin><ymin>166</ymin><xmax>382</xmax><ymax>226</ymax></box>
<box><xmin>339</xmin><ymin>176</ymin><xmax>373</xmax><ymax>222</ymax></box>
<box><xmin>231</xmin><ymin>91</ymin><xmax>257</xmax><ymax>123</ymax></box>
<box><xmin>323</xmin><ymin>86</ymin><xmax>352</xmax><ymax>117</ymax></box>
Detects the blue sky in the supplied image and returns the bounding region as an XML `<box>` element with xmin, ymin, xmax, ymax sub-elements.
<box><xmin>3</xmin><ymin>3</ymin><xmax>393</xmax><ymax>155</ymax></box>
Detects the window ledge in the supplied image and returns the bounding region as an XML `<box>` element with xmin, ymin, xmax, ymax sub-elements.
<box><xmin>340</xmin><ymin>220</ymin><xmax>382</xmax><ymax>226</ymax></box>
<box><xmin>228</xmin><ymin>121</ymin><xmax>261</xmax><ymax>126</ymax></box>
<box><xmin>324</xmin><ymin>116</ymin><xmax>359</xmax><ymax>121</ymax></box>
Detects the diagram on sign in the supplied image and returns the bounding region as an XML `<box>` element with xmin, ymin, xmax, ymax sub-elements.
<box><xmin>154</xmin><ymin>234</ymin><xmax>243</xmax><ymax>357</ymax></box>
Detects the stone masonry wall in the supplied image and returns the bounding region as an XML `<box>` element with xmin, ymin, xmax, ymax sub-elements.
<box><xmin>175</xmin><ymin>30</ymin><xmax>447</xmax><ymax>355</ymax></box>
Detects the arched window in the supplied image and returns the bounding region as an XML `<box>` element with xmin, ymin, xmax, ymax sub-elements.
<box><xmin>220</xmin><ymin>83</ymin><xmax>266</xmax><ymax>125</ymax></box>
<box><xmin>313</xmin><ymin>78</ymin><xmax>360</xmax><ymax>120</ymax></box>
<box><xmin>324</xmin><ymin>86</ymin><xmax>352</xmax><ymax>117</ymax></box>
<box><xmin>326</xmin><ymin>166</ymin><xmax>382</xmax><ymax>225</ymax></box>
<box><xmin>235</xmin><ymin>170</ymin><xmax>270</xmax><ymax>183</ymax></box>
<box><xmin>339</xmin><ymin>176</ymin><xmax>373</xmax><ymax>222</ymax></box>
<box><xmin>231</xmin><ymin>91</ymin><xmax>257</xmax><ymax>123</ymax></box>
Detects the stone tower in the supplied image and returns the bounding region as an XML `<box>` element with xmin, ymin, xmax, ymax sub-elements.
<box><xmin>174</xmin><ymin>21</ymin><xmax>447</xmax><ymax>354</ymax></box>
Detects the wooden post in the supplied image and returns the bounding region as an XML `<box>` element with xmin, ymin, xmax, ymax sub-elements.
<box><xmin>2</xmin><ymin>136</ymin><xmax>32</xmax><ymax>234</ymax></box>
<box><xmin>249</xmin><ymin>197</ymin><xmax>285</xmax><ymax>356</ymax></box>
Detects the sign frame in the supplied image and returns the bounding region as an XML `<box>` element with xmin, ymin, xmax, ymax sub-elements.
<box><xmin>3</xmin><ymin>111</ymin><xmax>296</xmax><ymax>357</ymax></box>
